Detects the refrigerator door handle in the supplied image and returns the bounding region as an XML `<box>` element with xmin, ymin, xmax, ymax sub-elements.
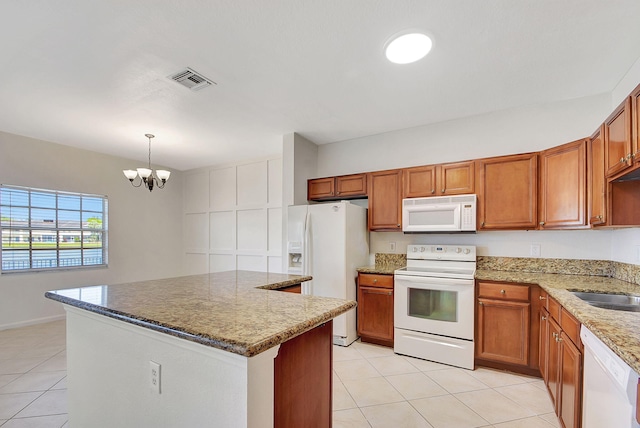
<box><xmin>302</xmin><ymin>210</ymin><xmax>312</xmax><ymax>295</ymax></box>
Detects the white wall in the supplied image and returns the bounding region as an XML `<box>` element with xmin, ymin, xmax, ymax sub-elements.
<box><xmin>314</xmin><ymin>93</ymin><xmax>640</xmax><ymax>264</ymax></box>
<box><xmin>183</xmin><ymin>157</ymin><xmax>283</xmax><ymax>274</ymax></box>
<box><xmin>317</xmin><ymin>93</ymin><xmax>611</xmax><ymax>176</ymax></box>
<box><xmin>0</xmin><ymin>131</ymin><xmax>184</xmax><ymax>329</ymax></box>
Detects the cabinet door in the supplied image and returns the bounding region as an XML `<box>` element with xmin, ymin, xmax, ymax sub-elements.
<box><xmin>539</xmin><ymin>307</ymin><xmax>549</xmax><ymax>382</ymax></box>
<box><xmin>559</xmin><ymin>333</ymin><xmax>582</xmax><ymax>428</ymax></box>
<box><xmin>357</xmin><ymin>285</ymin><xmax>394</xmax><ymax>346</ymax></box>
<box><xmin>477</xmin><ymin>153</ymin><xmax>537</xmax><ymax>230</ymax></box>
<box><xmin>308</xmin><ymin>177</ymin><xmax>335</xmax><ymax>200</ymax></box>
<box><xmin>368</xmin><ymin>169</ymin><xmax>402</xmax><ymax>231</ymax></box>
<box><xmin>439</xmin><ymin>161</ymin><xmax>475</xmax><ymax>195</ymax></box>
<box><xmin>588</xmin><ymin>125</ymin><xmax>607</xmax><ymax>225</ymax></box>
<box><xmin>336</xmin><ymin>174</ymin><xmax>367</xmax><ymax>198</ymax></box>
<box><xmin>632</xmin><ymin>83</ymin><xmax>640</xmax><ymax>166</ymax></box>
<box><xmin>476</xmin><ymin>298</ymin><xmax>530</xmax><ymax>366</ymax></box>
<box><xmin>539</xmin><ymin>139</ymin><xmax>587</xmax><ymax>229</ymax></box>
<box><xmin>604</xmin><ymin>97</ymin><xmax>632</xmax><ymax>177</ymax></box>
<box><xmin>403</xmin><ymin>165</ymin><xmax>437</xmax><ymax>198</ymax></box>
<box><xmin>547</xmin><ymin>318</ymin><xmax>562</xmax><ymax>410</ymax></box>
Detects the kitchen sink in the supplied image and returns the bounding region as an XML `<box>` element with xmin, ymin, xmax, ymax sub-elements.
<box><xmin>571</xmin><ymin>291</ymin><xmax>640</xmax><ymax>313</ymax></box>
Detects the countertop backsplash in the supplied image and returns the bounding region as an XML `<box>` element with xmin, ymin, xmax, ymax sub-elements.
<box><xmin>477</xmin><ymin>256</ymin><xmax>640</xmax><ymax>287</ymax></box>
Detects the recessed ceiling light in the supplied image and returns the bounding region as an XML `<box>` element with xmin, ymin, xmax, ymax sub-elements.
<box><xmin>385</xmin><ymin>33</ymin><xmax>433</xmax><ymax>64</ymax></box>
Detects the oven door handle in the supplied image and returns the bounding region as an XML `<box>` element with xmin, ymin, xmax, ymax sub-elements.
<box><xmin>394</xmin><ymin>276</ymin><xmax>474</xmax><ymax>287</ymax></box>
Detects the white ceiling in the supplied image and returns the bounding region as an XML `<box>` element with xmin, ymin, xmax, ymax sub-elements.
<box><xmin>1</xmin><ymin>1</ymin><xmax>639</xmax><ymax>171</ymax></box>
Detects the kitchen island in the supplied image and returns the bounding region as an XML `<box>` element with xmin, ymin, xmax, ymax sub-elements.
<box><xmin>45</xmin><ymin>270</ymin><xmax>355</xmax><ymax>428</ymax></box>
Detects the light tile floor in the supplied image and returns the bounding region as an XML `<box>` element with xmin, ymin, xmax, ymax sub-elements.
<box><xmin>0</xmin><ymin>321</ymin><xmax>559</xmax><ymax>428</ymax></box>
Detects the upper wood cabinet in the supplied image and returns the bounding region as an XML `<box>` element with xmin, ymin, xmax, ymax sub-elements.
<box><xmin>476</xmin><ymin>153</ymin><xmax>537</xmax><ymax>230</ymax></box>
<box><xmin>538</xmin><ymin>139</ymin><xmax>587</xmax><ymax>229</ymax></box>
<box><xmin>368</xmin><ymin>169</ymin><xmax>402</xmax><ymax>231</ymax></box>
<box><xmin>588</xmin><ymin>125</ymin><xmax>607</xmax><ymax>226</ymax></box>
<box><xmin>403</xmin><ymin>161</ymin><xmax>474</xmax><ymax>198</ymax></box>
<box><xmin>604</xmin><ymin>97</ymin><xmax>633</xmax><ymax>177</ymax></box>
<box><xmin>308</xmin><ymin>173</ymin><xmax>367</xmax><ymax>201</ymax></box>
<box><xmin>632</xmin><ymin>83</ymin><xmax>640</xmax><ymax>167</ymax></box>
<box><xmin>403</xmin><ymin>165</ymin><xmax>437</xmax><ymax>198</ymax></box>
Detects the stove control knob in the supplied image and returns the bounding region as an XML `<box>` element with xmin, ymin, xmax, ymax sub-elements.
<box><xmin>463</xmin><ymin>248</ymin><xmax>470</xmax><ymax>254</ymax></box>
<box><xmin>420</xmin><ymin>246</ymin><xmax>426</xmax><ymax>252</ymax></box>
<box><xmin>455</xmin><ymin>247</ymin><xmax>461</xmax><ymax>253</ymax></box>
<box><xmin>412</xmin><ymin>247</ymin><xmax>418</xmax><ymax>252</ymax></box>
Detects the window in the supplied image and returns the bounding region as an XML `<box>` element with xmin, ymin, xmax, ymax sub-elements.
<box><xmin>1</xmin><ymin>185</ymin><xmax>108</xmax><ymax>273</ymax></box>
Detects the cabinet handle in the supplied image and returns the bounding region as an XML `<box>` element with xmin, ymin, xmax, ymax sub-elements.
<box><xmin>539</xmin><ymin>221</ymin><xmax>545</xmax><ymax>226</ymax></box>
<box><xmin>500</xmin><ymin>289</ymin><xmax>506</xmax><ymax>294</ymax></box>
<box><xmin>539</xmin><ymin>296</ymin><xmax>546</xmax><ymax>300</ymax></box>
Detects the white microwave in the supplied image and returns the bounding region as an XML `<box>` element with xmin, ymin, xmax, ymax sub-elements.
<box><xmin>402</xmin><ymin>194</ymin><xmax>477</xmax><ymax>233</ymax></box>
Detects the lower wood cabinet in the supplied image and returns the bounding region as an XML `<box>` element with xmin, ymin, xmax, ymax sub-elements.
<box><xmin>357</xmin><ymin>273</ymin><xmax>394</xmax><ymax>347</ymax></box>
<box><xmin>539</xmin><ymin>293</ymin><xmax>583</xmax><ymax>428</ymax></box>
<box><xmin>274</xmin><ymin>321</ymin><xmax>332</xmax><ymax>427</ymax></box>
<box><xmin>475</xmin><ymin>281</ymin><xmax>541</xmax><ymax>376</ymax></box>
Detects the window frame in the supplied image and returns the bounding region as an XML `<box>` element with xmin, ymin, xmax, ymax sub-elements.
<box><xmin>1</xmin><ymin>185</ymin><xmax>108</xmax><ymax>274</ymax></box>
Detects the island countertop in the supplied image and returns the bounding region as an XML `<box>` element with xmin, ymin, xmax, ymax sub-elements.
<box><xmin>45</xmin><ymin>270</ymin><xmax>356</xmax><ymax>357</ymax></box>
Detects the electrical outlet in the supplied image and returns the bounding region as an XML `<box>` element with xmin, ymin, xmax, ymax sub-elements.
<box><xmin>150</xmin><ymin>361</ymin><xmax>161</xmax><ymax>394</ymax></box>
<box><xmin>390</xmin><ymin>242</ymin><xmax>396</xmax><ymax>252</ymax></box>
<box><xmin>530</xmin><ymin>244</ymin><xmax>541</xmax><ymax>258</ymax></box>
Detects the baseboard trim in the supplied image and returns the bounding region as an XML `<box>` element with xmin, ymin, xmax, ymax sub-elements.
<box><xmin>0</xmin><ymin>314</ymin><xmax>66</xmax><ymax>331</ymax></box>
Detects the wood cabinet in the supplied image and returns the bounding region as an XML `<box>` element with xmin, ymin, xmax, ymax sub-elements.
<box><xmin>476</xmin><ymin>153</ymin><xmax>537</xmax><ymax>230</ymax></box>
<box><xmin>403</xmin><ymin>161</ymin><xmax>474</xmax><ymax>198</ymax></box>
<box><xmin>538</xmin><ymin>139</ymin><xmax>587</xmax><ymax>229</ymax></box>
<box><xmin>540</xmin><ymin>295</ymin><xmax>583</xmax><ymax>428</ymax></box>
<box><xmin>274</xmin><ymin>321</ymin><xmax>333</xmax><ymax>427</ymax></box>
<box><xmin>632</xmin><ymin>83</ymin><xmax>640</xmax><ymax>168</ymax></box>
<box><xmin>277</xmin><ymin>284</ymin><xmax>302</xmax><ymax>293</ymax></box>
<box><xmin>475</xmin><ymin>281</ymin><xmax>541</xmax><ymax>375</ymax></box>
<box><xmin>368</xmin><ymin>169</ymin><xmax>402</xmax><ymax>231</ymax></box>
<box><xmin>588</xmin><ymin>125</ymin><xmax>607</xmax><ymax>226</ymax></box>
<box><xmin>308</xmin><ymin>173</ymin><xmax>367</xmax><ymax>201</ymax></box>
<box><xmin>604</xmin><ymin>97</ymin><xmax>633</xmax><ymax>177</ymax></box>
<box><xmin>357</xmin><ymin>273</ymin><xmax>394</xmax><ymax>347</ymax></box>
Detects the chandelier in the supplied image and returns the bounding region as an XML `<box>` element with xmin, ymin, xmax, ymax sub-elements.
<box><xmin>123</xmin><ymin>134</ymin><xmax>171</xmax><ymax>192</ymax></box>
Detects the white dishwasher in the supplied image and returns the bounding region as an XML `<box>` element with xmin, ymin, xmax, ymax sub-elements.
<box><xmin>581</xmin><ymin>325</ymin><xmax>640</xmax><ymax>428</ymax></box>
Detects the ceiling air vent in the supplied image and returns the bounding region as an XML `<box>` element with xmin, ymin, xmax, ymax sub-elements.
<box><xmin>168</xmin><ymin>67</ymin><xmax>215</xmax><ymax>91</ymax></box>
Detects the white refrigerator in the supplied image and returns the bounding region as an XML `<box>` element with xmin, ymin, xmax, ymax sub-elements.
<box><xmin>287</xmin><ymin>201</ymin><xmax>369</xmax><ymax>346</ymax></box>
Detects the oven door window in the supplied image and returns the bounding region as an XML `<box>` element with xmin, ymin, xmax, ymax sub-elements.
<box><xmin>408</xmin><ymin>287</ymin><xmax>457</xmax><ymax>322</ymax></box>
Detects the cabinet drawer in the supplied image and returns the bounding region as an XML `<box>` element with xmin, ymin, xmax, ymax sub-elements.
<box><xmin>548</xmin><ymin>297</ymin><xmax>561</xmax><ymax>321</ymax></box>
<box><xmin>358</xmin><ymin>273</ymin><xmax>393</xmax><ymax>289</ymax></box>
<box><xmin>560</xmin><ymin>308</ymin><xmax>581</xmax><ymax>347</ymax></box>
<box><xmin>478</xmin><ymin>282</ymin><xmax>529</xmax><ymax>301</ymax></box>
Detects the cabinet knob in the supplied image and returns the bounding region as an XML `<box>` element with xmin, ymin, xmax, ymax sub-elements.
<box><xmin>336</xmin><ymin>191</ymin><xmax>340</xmax><ymax>195</ymax></box>
<box><xmin>373</xmin><ymin>279</ymin><xmax>377</xmax><ymax>283</ymax></box>
<box><xmin>539</xmin><ymin>296</ymin><xmax>546</xmax><ymax>300</ymax></box>
<box><xmin>539</xmin><ymin>221</ymin><xmax>545</xmax><ymax>226</ymax></box>
<box><xmin>500</xmin><ymin>289</ymin><xmax>506</xmax><ymax>294</ymax></box>
<box><xmin>431</xmin><ymin>189</ymin><xmax>435</xmax><ymax>194</ymax></box>
<box><xmin>552</xmin><ymin>332</ymin><xmax>558</xmax><ymax>338</ymax></box>
<box><xmin>397</xmin><ymin>224</ymin><xmax>401</xmax><ymax>227</ymax></box>
<box><xmin>621</xmin><ymin>157</ymin><xmax>626</xmax><ymax>163</ymax></box>
<box><xmin>479</xmin><ymin>301</ymin><xmax>484</xmax><ymax>306</ymax></box>
<box><xmin>557</xmin><ymin>337</ymin><xmax>563</xmax><ymax>343</ymax></box>
<box><xmin>441</xmin><ymin>189</ymin><xmax>445</xmax><ymax>193</ymax></box>
<box><xmin>541</xmin><ymin>316</ymin><xmax>547</xmax><ymax>321</ymax></box>
<box><xmin>481</xmin><ymin>221</ymin><xmax>485</xmax><ymax>228</ymax></box>
<box><xmin>626</xmin><ymin>153</ymin><xmax>633</xmax><ymax>161</ymax></box>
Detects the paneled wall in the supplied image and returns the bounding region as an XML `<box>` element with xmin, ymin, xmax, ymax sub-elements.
<box><xmin>183</xmin><ymin>158</ymin><xmax>283</xmax><ymax>274</ymax></box>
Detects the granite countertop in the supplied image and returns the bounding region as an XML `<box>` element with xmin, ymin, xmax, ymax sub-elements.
<box><xmin>357</xmin><ymin>265</ymin><xmax>397</xmax><ymax>275</ymax></box>
<box><xmin>357</xmin><ymin>253</ymin><xmax>407</xmax><ymax>275</ymax></box>
<box><xmin>476</xmin><ymin>269</ymin><xmax>640</xmax><ymax>374</ymax></box>
<box><xmin>45</xmin><ymin>270</ymin><xmax>355</xmax><ymax>358</ymax></box>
